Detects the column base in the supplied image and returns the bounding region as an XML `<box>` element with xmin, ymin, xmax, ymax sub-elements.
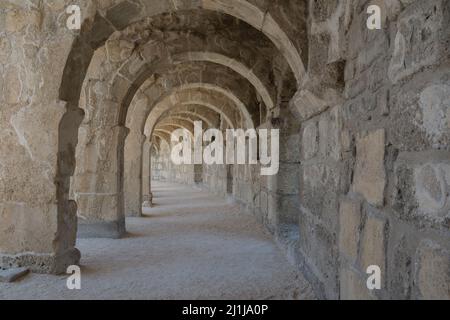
<box><xmin>142</xmin><ymin>192</ymin><xmax>153</xmax><ymax>208</ymax></box>
<box><xmin>77</xmin><ymin>218</ymin><xmax>126</xmax><ymax>239</ymax></box>
<box><xmin>0</xmin><ymin>247</ymin><xmax>81</xmax><ymax>275</ymax></box>
<box><xmin>142</xmin><ymin>201</ymin><xmax>153</xmax><ymax>208</ymax></box>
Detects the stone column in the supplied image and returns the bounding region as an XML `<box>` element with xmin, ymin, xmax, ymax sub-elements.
<box><xmin>75</xmin><ymin>125</ymin><xmax>129</xmax><ymax>239</ymax></box>
<box><xmin>124</xmin><ymin>133</ymin><xmax>146</xmax><ymax>217</ymax></box>
<box><xmin>142</xmin><ymin>140</ymin><xmax>151</xmax><ymax>206</ymax></box>
<box><xmin>143</xmin><ymin>143</ymin><xmax>154</xmax><ymax>208</ymax></box>
<box><xmin>0</xmin><ymin>3</ymin><xmax>85</xmax><ymax>273</ymax></box>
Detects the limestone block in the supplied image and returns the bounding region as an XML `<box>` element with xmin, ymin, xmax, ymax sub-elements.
<box><xmin>339</xmin><ymin>198</ymin><xmax>361</xmax><ymax>262</ymax></box>
<box><xmin>106</xmin><ymin>39</ymin><xmax>134</xmax><ymax>64</ymax></box>
<box><xmin>261</xmin><ymin>190</ymin><xmax>268</xmax><ymax>216</ymax></box>
<box><xmin>89</xmin><ymin>13</ymin><xmax>115</xmax><ymax>49</ymax></box>
<box><xmin>310</xmin><ymin>0</ymin><xmax>338</xmax><ymax>22</ymax></box>
<box><xmin>344</xmin><ymin>59</ymin><xmax>356</xmax><ymax>82</ymax></box>
<box><xmin>340</xmin><ymin>265</ymin><xmax>375</xmax><ymax>300</ymax></box>
<box><xmin>394</xmin><ymin>152</ymin><xmax>450</xmax><ymax>226</ymax></box>
<box><xmin>277</xmin><ymin>194</ymin><xmax>300</xmax><ymax>226</ymax></box>
<box><xmin>377</xmin><ymin>88</ymin><xmax>390</xmax><ymax>116</ymax></box>
<box><xmin>345</xmin><ymin>70</ymin><xmax>368</xmax><ymax>99</ymax></box>
<box><xmin>0</xmin><ymin>37</ymin><xmax>12</xmax><ymax>61</ymax></box>
<box><xmin>340</xmin><ymin>129</ymin><xmax>352</xmax><ymax>152</ymax></box>
<box><xmin>76</xmin><ymin>193</ymin><xmax>119</xmax><ymax>222</ymax></box>
<box><xmin>277</xmin><ymin>163</ymin><xmax>299</xmax><ymax>195</ymax></box>
<box><xmin>418</xmin><ymin>85</ymin><xmax>450</xmax><ymax>146</ymax></box>
<box><xmin>414</xmin><ymin>164</ymin><xmax>449</xmax><ymax>215</ymax></box>
<box><xmin>106</xmin><ymin>1</ymin><xmax>141</xmax><ymax>30</ymax></box>
<box><xmin>318</xmin><ymin>107</ymin><xmax>341</xmax><ymax>161</ymax></box>
<box><xmin>302</xmin><ymin>161</ymin><xmax>341</xmax><ymax>230</ymax></box>
<box><xmin>303</xmin><ymin>121</ymin><xmax>318</xmax><ymax>160</ymax></box>
<box><xmin>352</xmin><ymin>129</ymin><xmax>386</xmax><ymax>206</ymax></box>
<box><xmin>290</xmin><ymin>89</ymin><xmax>329</xmax><ymax>122</ymax></box>
<box><xmin>5</xmin><ymin>9</ymin><xmax>28</xmax><ymax>33</ymax></box>
<box><xmin>298</xmin><ymin>213</ymin><xmax>339</xmax><ymax>295</ymax></box>
<box><xmin>360</xmin><ymin>214</ymin><xmax>387</xmax><ymax>277</ymax></box>
<box><xmin>388</xmin><ymin>0</ymin><xmax>449</xmax><ymax>83</ymax></box>
<box><xmin>280</xmin><ymin>133</ymin><xmax>301</xmax><ymax>163</ymax></box>
<box><xmin>414</xmin><ymin>240</ymin><xmax>450</xmax><ymax>300</ymax></box>
<box><xmin>5</xmin><ymin>65</ymin><xmax>22</xmax><ymax>104</ymax></box>
<box><xmin>0</xmin><ymin>202</ymin><xmax>58</xmax><ymax>254</ymax></box>
<box><xmin>390</xmin><ymin>236</ymin><xmax>413</xmax><ymax>299</ymax></box>
<box><xmin>356</xmin><ymin>31</ymin><xmax>388</xmax><ymax>74</ymax></box>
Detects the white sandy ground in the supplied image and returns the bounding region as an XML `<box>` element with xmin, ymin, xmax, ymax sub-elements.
<box><xmin>0</xmin><ymin>182</ymin><xmax>315</xmax><ymax>300</ymax></box>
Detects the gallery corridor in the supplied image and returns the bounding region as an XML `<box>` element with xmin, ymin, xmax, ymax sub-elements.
<box><xmin>0</xmin><ymin>182</ymin><xmax>314</xmax><ymax>300</ymax></box>
<box><xmin>1</xmin><ymin>0</ymin><xmax>449</xmax><ymax>300</ymax></box>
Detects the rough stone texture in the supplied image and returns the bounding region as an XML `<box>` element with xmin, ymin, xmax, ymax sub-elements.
<box><xmin>414</xmin><ymin>240</ymin><xmax>450</xmax><ymax>300</ymax></box>
<box><xmin>360</xmin><ymin>213</ymin><xmax>388</xmax><ymax>277</ymax></box>
<box><xmin>302</xmin><ymin>121</ymin><xmax>318</xmax><ymax>160</ymax></box>
<box><xmin>124</xmin><ymin>132</ymin><xmax>146</xmax><ymax>217</ymax></box>
<box><xmin>1</xmin><ymin>0</ymin><xmax>449</xmax><ymax>300</ymax></box>
<box><xmin>415</xmin><ymin>164</ymin><xmax>449</xmax><ymax>214</ymax></box>
<box><xmin>352</xmin><ymin>129</ymin><xmax>386</xmax><ymax>207</ymax></box>
<box><xmin>0</xmin><ymin>0</ymin><xmax>81</xmax><ymax>273</ymax></box>
<box><xmin>394</xmin><ymin>152</ymin><xmax>450</xmax><ymax>230</ymax></box>
<box><xmin>418</xmin><ymin>85</ymin><xmax>450</xmax><ymax>146</ymax></box>
<box><xmin>339</xmin><ymin>198</ymin><xmax>361</xmax><ymax>262</ymax></box>
<box><xmin>340</xmin><ymin>265</ymin><xmax>375</xmax><ymax>300</ymax></box>
<box><xmin>388</xmin><ymin>0</ymin><xmax>449</xmax><ymax>83</ymax></box>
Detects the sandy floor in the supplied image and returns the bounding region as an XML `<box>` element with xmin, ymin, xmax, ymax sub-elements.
<box><xmin>0</xmin><ymin>182</ymin><xmax>314</xmax><ymax>300</ymax></box>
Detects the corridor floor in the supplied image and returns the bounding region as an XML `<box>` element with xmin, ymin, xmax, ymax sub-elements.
<box><xmin>0</xmin><ymin>182</ymin><xmax>314</xmax><ymax>300</ymax></box>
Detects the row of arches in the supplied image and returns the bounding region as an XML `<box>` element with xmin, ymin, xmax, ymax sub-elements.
<box><xmin>55</xmin><ymin>1</ymin><xmax>310</xmax><ymax>272</ymax></box>
<box><xmin>2</xmin><ymin>0</ymin><xmax>391</xmax><ymax>300</ymax></box>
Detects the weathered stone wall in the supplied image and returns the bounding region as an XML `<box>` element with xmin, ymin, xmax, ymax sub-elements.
<box><xmin>151</xmin><ymin>140</ymin><xmax>196</xmax><ymax>186</ymax></box>
<box><xmin>124</xmin><ymin>131</ymin><xmax>145</xmax><ymax>217</ymax></box>
<box><xmin>202</xmin><ymin>164</ymin><xmax>227</xmax><ymax>196</ymax></box>
<box><xmin>286</xmin><ymin>0</ymin><xmax>450</xmax><ymax>299</ymax></box>
<box><xmin>0</xmin><ymin>0</ymin><xmax>84</xmax><ymax>273</ymax></box>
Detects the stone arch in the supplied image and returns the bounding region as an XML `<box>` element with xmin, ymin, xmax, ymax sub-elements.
<box><xmin>163</xmin><ymin>114</ymin><xmax>212</xmax><ymax>129</ymax></box>
<box><xmin>144</xmin><ymin>84</ymin><xmax>250</xmax><ymax>138</ymax></box>
<box><xmin>154</xmin><ymin>128</ymin><xmax>177</xmax><ymax>137</ymax></box>
<box><xmin>171</xmin><ymin>52</ymin><xmax>275</xmax><ymax>110</ymax></box>
<box><xmin>138</xmin><ymin>108</ymin><xmax>222</xmax><ymax>204</ymax></box>
<box><xmin>70</xmin><ymin>7</ymin><xmax>296</xmax><ymax>233</ymax></box>
<box><xmin>166</xmin><ymin>106</ymin><xmax>221</xmax><ymax>128</ymax></box>
<box><xmin>53</xmin><ymin>0</ymin><xmax>306</xmax><ymax>271</ymax></box>
<box><xmin>153</xmin><ymin>130</ymin><xmax>172</xmax><ymax>143</ymax></box>
<box><xmin>76</xmin><ymin>60</ymin><xmax>255</xmax><ymax>226</ymax></box>
<box><xmin>158</xmin><ymin>115</ymin><xmax>207</xmax><ymax>130</ymax></box>
<box><xmin>123</xmin><ymin>79</ymin><xmax>243</xmax><ymax>217</ymax></box>
<box><xmin>71</xmin><ymin>7</ymin><xmax>302</xmax><ymax>132</ymax></box>
<box><xmin>60</xmin><ymin>1</ymin><xmax>306</xmax><ymax>102</ymax></box>
<box><xmin>152</xmin><ymin>132</ymin><xmax>171</xmax><ymax>145</ymax></box>
<box><xmin>156</xmin><ymin>122</ymin><xmax>195</xmax><ymax>137</ymax></box>
<box><xmin>179</xmin><ymin>102</ymin><xmax>236</xmax><ymax>130</ymax></box>
<box><xmin>118</xmin><ymin>61</ymin><xmax>259</xmax><ymax>133</ymax></box>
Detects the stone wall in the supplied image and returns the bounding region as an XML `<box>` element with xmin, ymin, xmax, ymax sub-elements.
<box><xmin>286</xmin><ymin>0</ymin><xmax>450</xmax><ymax>299</ymax></box>
<box><xmin>0</xmin><ymin>0</ymin><xmax>82</xmax><ymax>273</ymax></box>
<box><xmin>151</xmin><ymin>140</ymin><xmax>196</xmax><ymax>186</ymax></box>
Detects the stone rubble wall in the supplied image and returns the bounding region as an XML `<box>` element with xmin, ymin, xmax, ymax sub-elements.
<box><xmin>287</xmin><ymin>0</ymin><xmax>450</xmax><ymax>299</ymax></box>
